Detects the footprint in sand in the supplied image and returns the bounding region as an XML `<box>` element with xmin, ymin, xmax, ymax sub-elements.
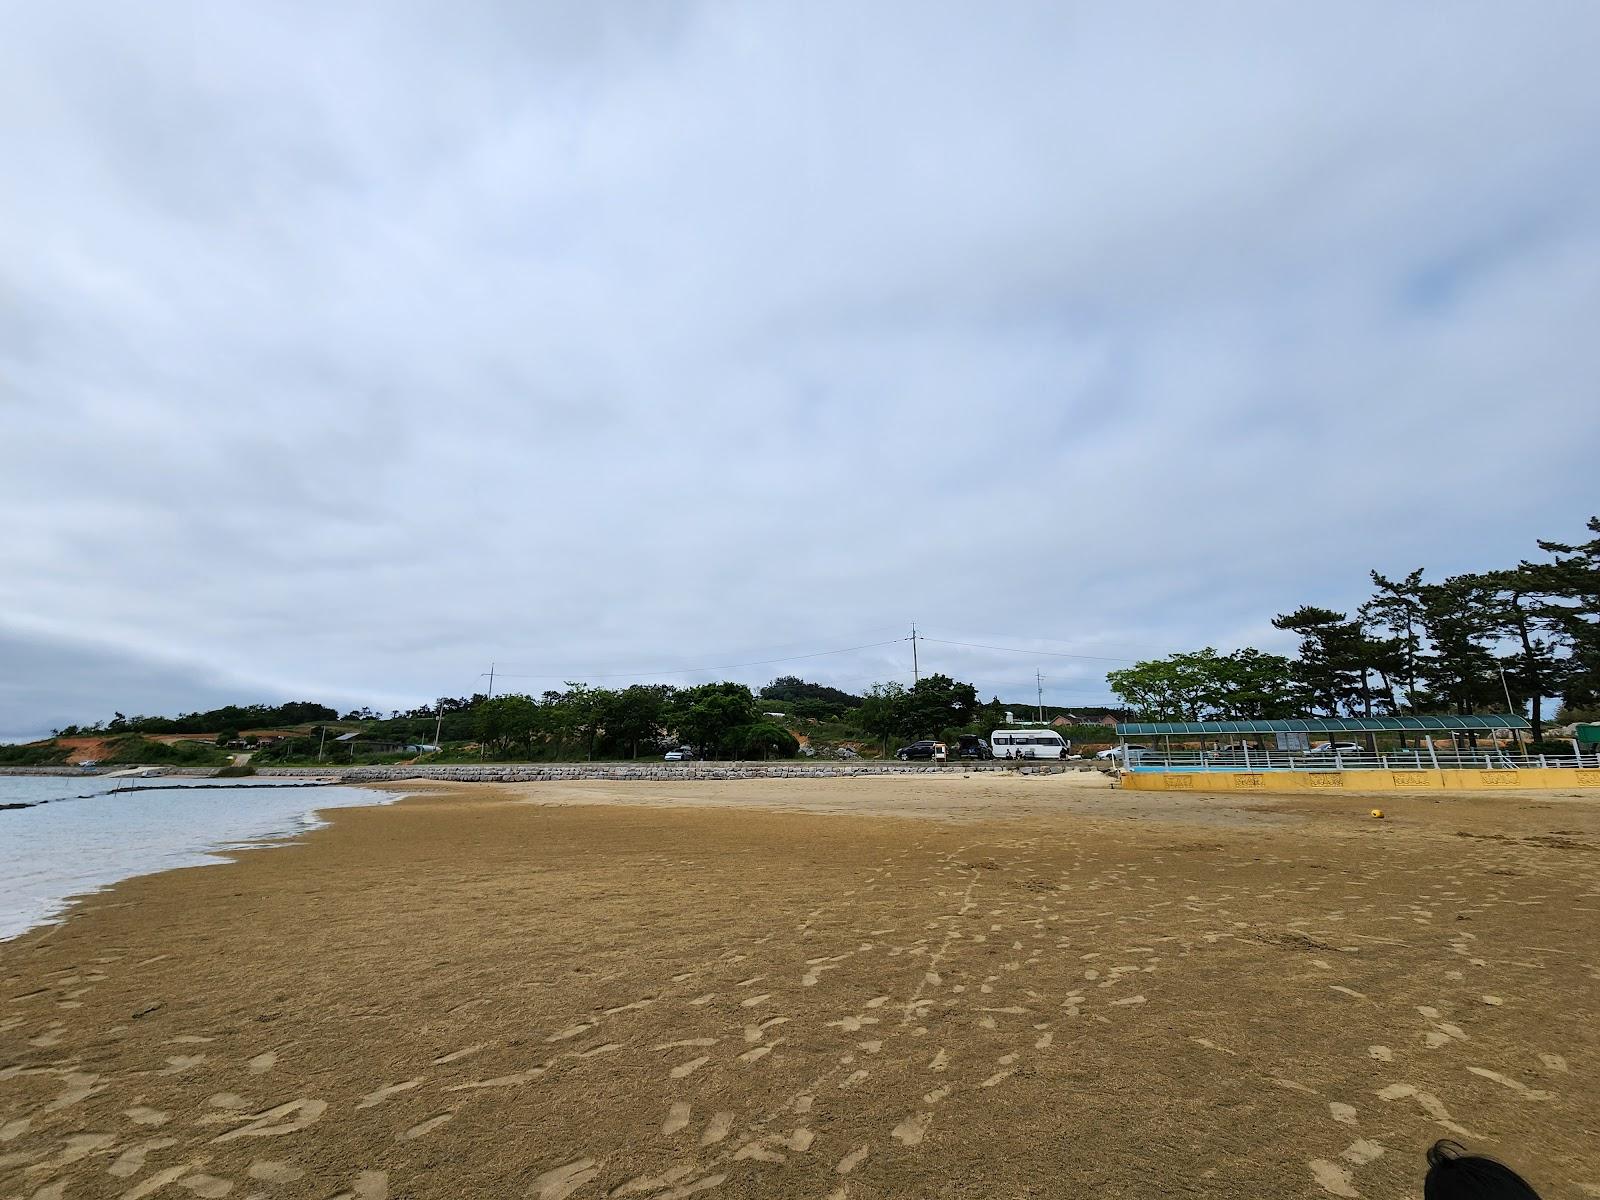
<box><xmin>891</xmin><ymin>1113</ymin><xmax>933</xmax><ymax>1147</ymax></box>
<box><xmin>125</xmin><ymin>1106</ymin><xmax>172</xmax><ymax>1127</ymax></box>
<box><xmin>247</xmin><ymin>1161</ymin><xmax>305</xmax><ymax>1184</ymax></box>
<box><xmin>1368</xmin><ymin>1046</ymin><xmax>1394</xmax><ymax>1063</ymax></box>
<box><xmin>529</xmin><ymin>1158</ymin><xmax>599</xmax><ymax>1200</ymax></box>
<box><xmin>248</xmin><ymin>1052</ymin><xmax>277</xmax><ymax>1075</ymax></box>
<box><xmin>447</xmin><ymin>1068</ymin><xmax>545</xmax><ymax>1091</ymax></box>
<box><xmin>655</xmin><ymin>1039</ymin><xmax>719</xmax><ymax>1051</ymax></box>
<box><xmin>1539</xmin><ymin>1054</ymin><xmax>1568</xmax><ymax>1073</ymax></box>
<box><xmin>329</xmin><ymin>1170</ymin><xmax>388</xmax><ymax>1200</ymax></box>
<box><xmin>740</xmin><ymin>993</ymin><xmax>773</xmax><ymax>1008</ymax></box>
<box><xmin>1466</xmin><ymin>1067</ymin><xmax>1554</xmax><ymax>1101</ymax></box>
<box><xmin>745</xmin><ymin>1017</ymin><xmax>787</xmax><ymax>1043</ymax></box>
<box><xmin>836</xmin><ymin>1146</ymin><xmax>870</xmax><ymax>1175</ymax></box>
<box><xmin>614</xmin><ymin>1164</ymin><xmax>700</xmax><ymax>1195</ymax></box>
<box><xmin>212</xmin><ymin>1099</ymin><xmax>328</xmax><ymax>1143</ymax></box>
<box><xmin>929</xmin><ymin>1050</ymin><xmax>949</xmax><ymax>1072</ymax></box>
<box><xmin>1342</xmin><ymin>1140</ymin><xmax>1384</xmax><ymax>1166</ymax></box>
<box><xmin>700</xmin><ymin>1111</ymin><xmax>734</xmax><ymax>1146</ymax></box>
<box><xmin>1376</xmin><ymin>1084</ymin><xmax>1481</xmax><ymax>1138</ymax></box>
<box><xmin>662</xmin><ymin>1102</ymin><xmax>692</xmax><ymax>1135</ymax></box>
<box><xmin>122</xmin><ymin>1165</ymin><xmax>193</xmax><ymax>1199</ymax></box>
<box><xmin>828</xmin><ymin>1015</ymin><xmax>879</xmax><ymax>1033</ymax></box>
<box><xmin>546</xmin><ymin>1023</ymin><xmax>596</xmax><ymax>1043</ymax></box>
<box><xmin>738</xmin><ymin>1044</ymin><xmax>779</xmax><ymax>1064</ymax></box>
<box><xmin>356</xmin><ymin>1079</ymin><xmax>422</xmax><ymax>1110</ymax></box>
<box><xmin>1329</xmin><ymin>1103</ymin><xmax>1358</xmax><ymax>1126</ymax></box>
<box><xmin>670</xmin><ymin>1056</ymin><xmax>709</xmax><ymax>1079</ymax></box>
<box><xmin>841</xmin><ymin>1069</ymin><xmax>870</xmax><ymax>1088</ymax></box>
<box><xmin>433</xmin><ymin>1045</ymin><xmax>485</xmax><ymax>1065</ymax></box>
<box><xmin>1309</xmin><ymin>1158</ymin><xmax>1359</xmax><ymax>1196</ymax></box>
<box><xmin>734</xmin><ymin>1138</ymin><xmax>786</xmax><ymax>1163</ymax></box>
<box><xmin>178</xmin><ymin>1173</ymin><xmax>234</xmax><ymax>1198</ymax></box>
<box><xmin>605</xmin><ymin>998</ymin><xmax>655</xmax><ymax>1015</ymax></box>
<box><xmin>108</xmin><ymin>1138</ymin><xmax>179</xmax><ymax>1178</ymax></box>
<box><xmin>398</xmin><ymin>1112</ymin><xmax>454</xmax><ymax>1141</ymax></box>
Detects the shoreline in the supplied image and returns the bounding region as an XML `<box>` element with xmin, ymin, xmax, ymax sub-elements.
<box><xmin>0</xmin><ymin>777</ymin><xmax>402</xmax><ymax>945</ymax></box>
<box><xmin>3</xmin><ymin>778</ymin><xmax>1597</xmax><ymax>1197</ymax></box>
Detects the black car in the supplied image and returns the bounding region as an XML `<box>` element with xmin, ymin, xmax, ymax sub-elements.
<box><xmin>896</xmin><ymin>739</ymin><xmax>939</xmax><ymax>760</ymax></box>
<box><xmin>957</xmin><ymin>734</ymin><xmax>992</xmax><ymax>760</ymax></box>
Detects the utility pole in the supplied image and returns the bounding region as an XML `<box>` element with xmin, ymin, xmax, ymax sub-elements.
<box><xmin>1498</xmin><ymin>664</ymin><xmax>1523</xmax><ymax>754</ymax></box>
<box><xmin>1036</xmin><ymin>669</ymin><xmax>1044</xmax><ymax>723</ymax></box>
<box><xmin>433</xmin><ymin>698</ymin><xmax>445</xmax><ymax>750</ymax></box>
<box><xmin>317</xmin><ymin>725</ymin><xmax>327</xmax><ymax>763</ymax></box>
<box><xmin>910</xmin><ymin>622</ymin><xmax>920</xmax><ymax>683</ymax></box>
<box><xmin>478</xmin><ymin>664</ymin><xmax>497</xmax><ymax>762</ymax></box>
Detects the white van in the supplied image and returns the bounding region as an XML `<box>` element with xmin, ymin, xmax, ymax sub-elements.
<box><xmin>990</xmin><ymin>730</ymin><xmax>1069</xmax><ymax>760</ymax></box>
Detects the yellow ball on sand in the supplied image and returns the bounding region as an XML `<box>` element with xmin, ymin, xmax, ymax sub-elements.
<box><xmin>1371</xmin><ymin>808</ymin><xmax>1385</xmax><ymax>819</ymax></box>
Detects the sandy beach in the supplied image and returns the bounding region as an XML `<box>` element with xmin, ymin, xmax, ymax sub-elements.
<box><xmin>3</xmin><ymin>773</ymin><xmax>1598</xmax><ymax>1199</ymax></box>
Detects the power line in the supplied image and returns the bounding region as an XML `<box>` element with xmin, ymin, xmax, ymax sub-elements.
<box><xmin>918</xmin><ymin>635</ymin><xmax>1140</xmax><ymax>663</ymax></box>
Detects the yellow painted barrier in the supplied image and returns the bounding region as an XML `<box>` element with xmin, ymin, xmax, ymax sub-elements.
<box><xmin>1118</xmin><ymin>768</ymin><xmax>1600</xmax><ymax>792</ymax></box>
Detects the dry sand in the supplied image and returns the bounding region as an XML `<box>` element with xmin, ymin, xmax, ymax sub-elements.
<box><xmin>2</xmin><ymin>773</ymin><xmax>1598</xmax><ymax>1199</ymax></box>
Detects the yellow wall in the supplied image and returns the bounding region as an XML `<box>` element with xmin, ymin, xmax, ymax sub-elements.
<box><xmin>1118</xmin><ymin>768</ymin><xmax>1600</xmax><ymax>792</ymax></box>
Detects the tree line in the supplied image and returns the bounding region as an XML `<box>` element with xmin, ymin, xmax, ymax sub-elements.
<box><xmin>55</xmin><ymin>701</ymin><xmax>339</xmax><ymax>738</ymax></box>
<box><xmin>1106</xmin><ymin>517</ymin><xmax>1600</xmax><ymax>744</ymax></box>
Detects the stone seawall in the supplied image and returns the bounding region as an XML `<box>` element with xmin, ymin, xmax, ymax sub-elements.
<box><xmin>256</xmin><ymin>761</ymin><xmax>1099</xmax><ymax>784</ymax></box>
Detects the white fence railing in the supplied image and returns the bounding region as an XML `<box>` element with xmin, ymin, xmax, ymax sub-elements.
<box><xmin>1126</xmin><ymin>749</ymin><xmax>1600</xmax><ymax>772</ymax></box>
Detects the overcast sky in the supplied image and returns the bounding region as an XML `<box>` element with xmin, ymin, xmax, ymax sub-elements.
<box><xmin>3</xmin><ymin>3</ymin><xmax>1599</xmax><ymax>739</ymax></box>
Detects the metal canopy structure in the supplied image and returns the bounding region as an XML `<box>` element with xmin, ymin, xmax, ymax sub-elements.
<box><xmin>1118</xmin><ymin>714</ymin><xmax>1530</xmax><ymax>737</ymax></box>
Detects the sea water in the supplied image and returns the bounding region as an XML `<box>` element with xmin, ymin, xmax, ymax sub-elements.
<box><xmin>0</xmin><ymin>774</ymin><xmax>393</xmax><ymax>940</ymax></box>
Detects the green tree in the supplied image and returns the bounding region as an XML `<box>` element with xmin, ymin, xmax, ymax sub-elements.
<box><xmin>672</xmin><ymin>683</ymin><xmax>759</xmax><ymax>759</ymax></box>
<box><xmin>1362</xmin><ymin>569</ymin><xmax>1427</xmax><ymax>711</ymax></box>
<box><xmin>1107</xmin><ymin>648</ymin><xmax>1295</xmax><ymax>720</ymax></box>
<box><xmin>724</xmin><ymin>721</ymin><xmax>800</xmax><ymax>759</ymax></box>
<box><xmin>475</xmin><ymin>694</ymin><xmax>539</xmax><ymax>756</ymax></box>
<box><xmin>1414</xmin><ymin>578</ymin><xmax>1502</xmax><ymax>715</ymax></box>
<box><xmin>903</xmin><ymin>674</ymin><xmax>979</xmax><ymax>739</ymax></box>
<box><xmin>854</xmin><ymin>682</ymin><xmax>909</xmax><ymax>751</ymax></box>
<box><xmin>603</xmin><ymin>685</ymin><xmax>674</xmax><ymax>758</ymax></box>
<box><xmin>1526</xmin><ymin>517</ymin><xmax>1600</xmax><ymax>711</ymax></box>
<box><xmin>1271</xmin><ymin>606</ymin><xmax>1373</xmax><ymax>715</ymax></box>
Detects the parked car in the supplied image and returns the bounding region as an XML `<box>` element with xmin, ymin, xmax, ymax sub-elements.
<box><xmin>1306</xmin><ymin>742</ymin><xmax>1362</xmax><ymax>757</ymax></box>
<box><xmin>663</xmin><ymin>747</ymin><xmax>696</xmax><ymax>761</ymax></box>
<box><xmin>956</xmin><ymin>735</ymin><xmax>993</xmax><ymax>760</ymax></box>
<box><xmin>896</xmin><ymin>740</ymin><xmax>940</xmax><ymax>760</ymax></box>
<box><xmin>1095</xmin><ymin>744</ymin><xmax>1149</xmax><ymax>760</ymax></box>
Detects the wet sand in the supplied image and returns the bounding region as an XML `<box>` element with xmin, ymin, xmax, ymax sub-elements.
<box><xmin>3</xmin><ymin>774</ymin><xmax>1598</xmax><ymax>1198</ymax></box>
